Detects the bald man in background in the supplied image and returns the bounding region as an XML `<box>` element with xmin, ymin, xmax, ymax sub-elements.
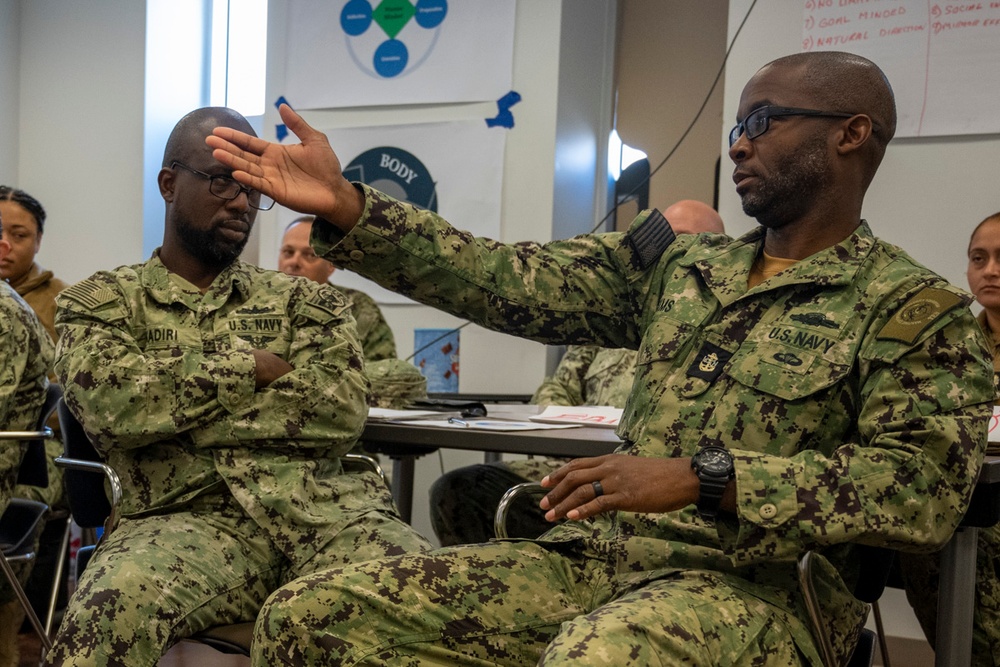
<box><xmin>430</xmin><ymin>200</ymin><xmax>725</xmax><ymax>546</ymax></box>
<box><xmin>279</xmin><ymin>216</ymin><xmax>396</xmax><ymax>362</ymax></box>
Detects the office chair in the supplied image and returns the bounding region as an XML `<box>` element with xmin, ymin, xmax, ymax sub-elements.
<box><xmin>0</xmin><ymin>382</ymin><xmax>62</xmax><ymax>655</ymax></box>
<box><xmin>494</xmin><ymin>482</ymin><xmax>890</xmax><ymax>667</ymax></box>
<box><xmin>54</xmin><ymin>396</ymin><xmax>387</xmax><ymax>657</ymax></box>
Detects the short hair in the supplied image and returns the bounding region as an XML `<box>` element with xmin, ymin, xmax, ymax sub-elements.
<box><xmin>764</xmin><ymin>51</ymin><xmax>897</xmax><ymax>187</ymax></box>
<box><xmin>162</xmin><ymin>107</ymin><xmax>255</xmax><ymax>168</ymax></box>
<box><xmin>0</xmin><ymin>185</ymin><xmax>47</xmax><ymax>234</ymax></box>
<box><xmin>968</xmin><ymin>211</ymin><xmax>1000</xmax><ymax>253</ymax></box>
<box><xmin>284</xmin><ymin>215</ymin><xmax>316</xmax><ymax>235</ymax></box>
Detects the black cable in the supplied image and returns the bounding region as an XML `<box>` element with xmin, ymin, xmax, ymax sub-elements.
<box><xmin>404</xmin><ymin>320</ymin><xmax>472</xmax><ymax>363</ymax></box>
<box><xmin>591</xmin><ymin>0</ymin><xmax>759</xmax><ymax>234</ymax></box>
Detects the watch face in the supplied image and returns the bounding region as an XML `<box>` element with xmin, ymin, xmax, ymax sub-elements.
<box><xmin>698</xmin><ymin>448</ymin><xmax>732</xmax><ymax>474</ymax></box>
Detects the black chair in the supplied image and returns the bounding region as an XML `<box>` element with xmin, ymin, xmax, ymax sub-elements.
<box><xmin>55</xmin><ymin>397</ymin><xmax>387</xmax><ymax>657</ymax></box>
<box><xmin>0</xmin><ymin>382</ymin><xmax>62</xmax><ymax>655</ymax></box>
<box><xmin>494</xmin><ymin>483</ymin><xmax>891</xmax><ymax>667</ymax></box>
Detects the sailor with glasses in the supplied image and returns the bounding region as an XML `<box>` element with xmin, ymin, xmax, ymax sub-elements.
<box><xmin>211</xmin><ymin>52</ymin><xmax>992</xmax><ymax>667</ymax></box>
<box><xmin>45</xmin><ymin>107</ymin><xmax>430</xmax><ymax>667</ymax></box>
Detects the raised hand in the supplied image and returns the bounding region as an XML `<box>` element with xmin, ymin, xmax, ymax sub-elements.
<box><xmin>206</xmin><ymin>104</ymin><xmax>364</xmax><ymax>229</ymax></box>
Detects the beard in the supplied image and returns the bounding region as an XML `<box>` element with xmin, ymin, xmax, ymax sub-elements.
<box><xmin>739</xmin><ymin>132</ymin><xmax>830</xmax><ymax>229</ymax></box>
<box><xmin>176</xmin><ymin>216</ymin><xmax>252</xmax><ymax>269</ymax></box>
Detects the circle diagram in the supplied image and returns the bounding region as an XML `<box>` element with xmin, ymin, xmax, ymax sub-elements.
<box><xmin>342</xmin><ymin>146</ymin><xmax>438</xmax><ymax>211</ymax></box>
<box><xmin>340</xmin><ymin>0</ymin><xmax>447</xmax><ymax>79</ymax></box>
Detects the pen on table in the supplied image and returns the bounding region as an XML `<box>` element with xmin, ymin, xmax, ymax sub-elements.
<box><xmin>448</xmin><ymin>417</ymin><xmax>470</xmax><ymax>427</ymax></box>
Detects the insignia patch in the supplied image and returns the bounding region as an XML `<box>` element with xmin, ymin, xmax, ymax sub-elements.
<box><xmin>877</xmin><ymin>287</ymin><xmax>964</xmax><ymax>343</ymax></box>
<box><xmin>790</xmin><ymin>312</ymin><xmax>838</xmax><ymax>330</ymax></box>
<box><xmin>772</xmin><ymin>352</ymin><xmax>804</xmax><ymax>367</ymax></box>
<box><xmin>61</xmin><ymin>281</ymin><xmax>118</xmax><ymax>311</ymax></box>
<box><xmin>686</xmin><ymin>342</ymin><xmax>732</xmax><ymax>382</ymax></box>
<box><xmin>626</xmin><ymin>209</ymin><xmax>676</xmax><ymax>269</ymax></box>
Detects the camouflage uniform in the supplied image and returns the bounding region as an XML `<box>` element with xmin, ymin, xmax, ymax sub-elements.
<box><xmin>245</xmin><ymin>187</ymin><xmax>994</xmax><ymax>666</ymax></box>
<box><xmin>339</xmin><ymin>286</ymin><xmax>396</xmax><ymax>362</ymax></box>
<box><xmin>0</xmin><ymin>282</ymin><xmax>52</xmax><ymax>603</ymax></box>
<box><xmin>47</xmin><ymin>253</ymin><xmax>429</xmax><ymax>667</ymax></box>
<box><xmin>430</xmin><ymin>346</ymin><xmax>637</xmax><ymax>545</ymax></box>
<box><xmin>897</xmin><ymin>310</ymin><xmax>1000</xmax><ymax>667</ymax></box>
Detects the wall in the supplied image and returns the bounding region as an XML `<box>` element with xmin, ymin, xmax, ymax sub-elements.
<box><xmin>17</xmin><ymin>0</ymin><xmax>147</xmax><ymax>284</ymax></box>
<box><xmin>0</xmin><ymin>0</ymin><xmax>19</xmax><ymax>182</ymax></box>
<box><xmin>720</xmin><ymin>0</ymin><xmax>1000</xmax><ymax>647</ymax></box>
<box><xmin>616</xmin><ymin>0</ymin><xmax>729</xmax><ymax>214</ymax></box>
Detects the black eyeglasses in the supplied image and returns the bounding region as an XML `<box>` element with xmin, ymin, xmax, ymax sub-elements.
<box><xmin>729</xmin><ymin>106</ymin><xmax>857</xmax><ymax>147</ymax></box>
<box><xmin>171</xmin><ymin>161</ymin><xmax>275</xmax><ymax>211</ymax></box>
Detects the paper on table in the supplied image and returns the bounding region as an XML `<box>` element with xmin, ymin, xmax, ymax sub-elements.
<box><xmin>988</xmin><ymin>406</ymin><xmax>1000</xmax><ymax>455</ymax></box>
<box><xmin>367</xmin><ymin>408</ymin><xmax>448</xmax><ymax>421</ymax></box>
<box><xmin>529</xmin><ymin>406</ymin><xmax>624</xmax><ymax>429</ymax></box>
<box><xmin>392</xmin><ymin>419</ymin><xmax>581</xmax><ymax>432</ymax></box>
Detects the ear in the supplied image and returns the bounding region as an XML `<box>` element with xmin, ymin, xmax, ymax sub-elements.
<box><xmin>835</xmin><ymin>114</ymin><xmax>873</xmax><ymax>156</ymax></box>
<box><xmin>158</xmin><ymin>166</ymin><xmax>176</xmax><ymax>202</ymax></box>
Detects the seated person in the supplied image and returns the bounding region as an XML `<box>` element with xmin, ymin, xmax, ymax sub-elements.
<box><xmin>430</xmin><ymin>201</ymin><xmax>724</xmax><ymax>545</ymax></box>
<box><xmin>44</xmin><ymin>107</ymin><xmax>430</xmax><ymax>667</ymax></box>
<box><xmin>0</xmin><ymin>186</ymin><xmax>69</xmax><ymax>650</ymax></box>
<box><xmin>0</xmin><ymin>186</ymin><xmax>68</xmax><ymax>341</ymax></box>
<box><xmin>279</xmin><ymin>216</ymin><xmax>396</xmax><ymax>362</ymax></box>
<box><xmin>0</xmin><ymin>213</ymin><xmax>53</xmax><ymax>666</ymax></box>
<box><xmin>209</xmin><ymin>51</ymin><xmax>994</xmax><ymax>665</ymax></box>
<box><xmin>899</xmin><ymin>210</ymin><xmax>1000</xmax><ymax>667</ymax></box>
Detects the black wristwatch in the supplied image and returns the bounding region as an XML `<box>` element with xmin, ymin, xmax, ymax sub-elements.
<box><xmin>690</xmin><ymin>446</ymin><xmax>735</xmax><ymax>520</ymax></box>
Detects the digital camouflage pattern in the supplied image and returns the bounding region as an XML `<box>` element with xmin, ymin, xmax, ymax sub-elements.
<box><xmin>0</xmin><ymin>282</ymin><xmax>52</xmax><ymax>604</ymax></box>
<box><xmin>248</xmin><ymin>185</ymin><xmax>995</xmax><ymax>667</ymax></box>
<box><xmin>339</xmin><ymin>285</ymin><xmax>396</xmax><ymax>362</ymax></box>
<box><xmin>430</xmin><ymin>346</ymin><xmax>637</xmax><ymax>545</ymax></box>
<box><xmin>47</xmin><ymin>253</ymin><xmax>429</xmax><ymax>667</ymax></box>
<box><xmin>896</xmin><ymin>308</ymin><xmax>1000</xmax><ymax>667</ymax></box>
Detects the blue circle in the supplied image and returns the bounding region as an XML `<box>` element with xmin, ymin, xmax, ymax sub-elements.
<box><xmin>343</xmin><ymin>147</ymin><xmax>438</xmax><ymax>212</ymax></box>
<box><xmin>415</xmin><ymin>0</ymin><xmax>447</xmax><ymax>29</ymax></box>
<box><xmin>373</xmin><ymin>39</ymin><xmax>409</xmax><ymax>78</ymax></box>
<box><xmin>340</xmin><ymin>0</ymin><xmax>372</xmax><ymax>36</ymax></box>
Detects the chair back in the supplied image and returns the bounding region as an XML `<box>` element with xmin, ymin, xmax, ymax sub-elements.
<box><xmin>12</xmin><ymin>383</ymin><xmax>62</xmax><ymax>487</ymax></box>
<box><xmin>56</xmin><ymin>398</ymin><xmax>114</xmax><ymax>530</ymax></box>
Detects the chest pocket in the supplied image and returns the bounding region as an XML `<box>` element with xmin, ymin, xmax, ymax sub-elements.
<box><xmin>727</xmin><ymin>338</ymin><xmax>851</xmax><ymax>401</ymax></box>
<box><xmin>722</xmin><ymin>337</ymin><xmax>855</xmax><ymax>456</ymax></box>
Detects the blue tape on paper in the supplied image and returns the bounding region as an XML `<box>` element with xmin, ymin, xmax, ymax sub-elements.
<box><xmin>485</xmin><ymin>90</ymin><xmax>521</xmax><ymax>129</ymax></box>
<box><xmin>275</xmin><ymin>96</ymin><xmax>292</xmax><ymax>141</ymax></box>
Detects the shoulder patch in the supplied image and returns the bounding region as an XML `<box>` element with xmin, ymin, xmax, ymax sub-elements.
<box><xmin>626</xmin><ymin>209</ymin><xmax>676</xmax><ymax>269</ymax></box>
<box><xmin>877</xmin><ymin>286</ymin><xmax>965</xmax><ymax>344</ymax></box>
<box><xmin>60</xmin><ymin>280</ymin><xmax>119</xmax><ymax>311</ymax></box>
<box><xmin>300</xmin><ymin>288</ymin><xmax>348</xmax><ymax>323</ymax></box>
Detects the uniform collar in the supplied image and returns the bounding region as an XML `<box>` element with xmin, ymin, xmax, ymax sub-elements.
<box><xmin>7</xmin><ymin>262</ymin><xmax>53</xmax><ymax>295</ymax></box>
<box><xmin>680</xmin><ymin>221</ymin><xmax>877</xmax><ymax>308</ymax></box>
<box><xmin>143</xmin><ymin>249</ymin><xmax>252</xmax><ymax>310</ymax></box>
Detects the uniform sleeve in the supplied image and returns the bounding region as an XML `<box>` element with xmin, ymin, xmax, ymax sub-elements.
<box><xmin>313</xmin><ymin>184</ymin><xmax>650</xmax><ymax>350</ymax></box>
<box><xmin>722</xmin><ymin>300</ymin><xmax>994</xmax><ymax>563</ymax></box>
<box><xmin>531</xmin><ymin>345</ymin><xmax>600</xmax><ymax>406</ymax></box>
<box><xmin>54</xmin><ymin>275</ymin><xmax>257</xmax><ymax>452</ymax></box>
<box><xmin>346</xmin><ymin>288</ymin><xmax>397</xmax><ymax>362</ymax></box>
<box><xmin>186</xmin><ymin>284</ymin><xmax>368</xmax><ymax>455</ymax></box>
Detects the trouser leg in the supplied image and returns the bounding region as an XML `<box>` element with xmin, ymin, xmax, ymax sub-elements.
<box><xmin>44</xmin><ymin>510</ymin><xmax>281</xmax><ymax>667</ymax></box>
<box><xmin>540</xmin><ymin>571</ymin><xmax>808</xmax><ymax>666</ymax></box>
<box><xmin>254</xmin><ymin>541</ymin><xmax>603</xmax><ymax>667</ymax></box>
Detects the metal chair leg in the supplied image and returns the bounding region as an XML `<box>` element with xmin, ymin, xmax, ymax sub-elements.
<box><xmin>0</xmin><ymin>551</ymin><xmax>52</xmax><ymax>653</ymax></box>
<box><xmin>872</xmin><ymin>601</ymin><xmax>890</xmax><ymax>667</ymax></box>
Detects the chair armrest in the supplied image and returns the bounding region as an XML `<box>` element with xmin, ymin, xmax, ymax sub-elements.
<box><xmin>494</xmin><ymin>482</ymin><xmax>547</xmax><ymax>539</ymax></box>
<box><xmin>54</xmin><ymin>456</ymin><xmax>123</xmax><ymax>537</ymax></box>
<box><xmin>342</xmin><ymin>452</ymin><xmax>389</xmax><ymax>487</ymax></box>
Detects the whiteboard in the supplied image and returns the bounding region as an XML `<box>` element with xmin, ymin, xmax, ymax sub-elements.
<box><xmin>802</xmin><ymin>0</ymin><xmax>1000</xmax><ymax>137</ymax></box>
